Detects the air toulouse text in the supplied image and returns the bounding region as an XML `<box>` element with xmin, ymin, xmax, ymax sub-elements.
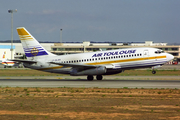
<box><xmin>92</xmin><ymin>50</ymin><xmax>136</xmax><ymax>57</ymax></box>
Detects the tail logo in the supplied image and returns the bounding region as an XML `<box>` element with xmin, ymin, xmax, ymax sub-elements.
<box><xmin>31</xmin><ymin>47</ymin><xmax>39</xmax><ymax>56</ymax></box>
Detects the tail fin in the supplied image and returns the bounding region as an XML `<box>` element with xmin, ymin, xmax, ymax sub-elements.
<box><xmin>17</xmin><ymin>27</ymin><xmax>55</xmax><ymax>60</ymax></box>
<box><xmin>2</xmin><ymin>51</ymin><xmax>6</xmax><ymax>62</ymax></box>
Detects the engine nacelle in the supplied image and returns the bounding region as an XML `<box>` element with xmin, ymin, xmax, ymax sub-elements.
<box><xmin>70</xmin><ymin>66</ymin><xmax>106</xmax><ymax>76</ymax></box>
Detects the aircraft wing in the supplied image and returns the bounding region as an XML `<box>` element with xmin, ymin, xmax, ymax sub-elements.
<box><xmin>49</xmin><ymin>62</ymin><xmax>101</xmax><ymax>69</ymax></box>
<box><xmin>49</xmin><ymin>62</ymin><xmax>107</xmax><ymax>76</ymax></box>
<box><xmin>10</xmin><ymin>59</ymin><xmax>37</xmax><ymax>64</ymax></box>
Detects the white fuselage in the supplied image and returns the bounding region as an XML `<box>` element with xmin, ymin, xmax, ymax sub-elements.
<box><xmin>23</xmin><ymin>47</ymin><xmax>173</xmax><ymax>75</ymax></box>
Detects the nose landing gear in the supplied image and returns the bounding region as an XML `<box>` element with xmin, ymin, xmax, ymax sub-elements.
<box><xmin>151</xmin><ymin>66</ymin><xmax>157</xmax><ymax>74</ymax></box>
<box><xmin>152</xmin><ymin>70</ymin><xmax>156</xmax><ymax>74</ymax></box>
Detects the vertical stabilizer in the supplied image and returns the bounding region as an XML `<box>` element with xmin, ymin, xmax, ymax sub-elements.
<box><xmin>2</xmin><ymin>51</ymin><xmax>6</xmax><ymax>63</ymax></box>
<box><xmin>17</xmin><ymin>27</ymin><xmax>55</xmax><ymax>60</ymax></box>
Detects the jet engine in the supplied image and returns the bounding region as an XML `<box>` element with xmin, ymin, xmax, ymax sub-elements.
<box><xmin>70</xmin><ymin>66</ymin><xmax>106</xmax><ymax>76</ymax></box>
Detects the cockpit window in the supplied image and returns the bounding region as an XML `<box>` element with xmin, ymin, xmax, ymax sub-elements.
<box><xmin>155</xmin><ymin>50</ymin><xmax>164</xmax><ymax>54</ymax></box>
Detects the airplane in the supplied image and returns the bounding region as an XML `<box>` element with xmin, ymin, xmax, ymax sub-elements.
<box><xmin>12</xmin><ymin>27</ymin><xmax>174</xmax><ymax>80</ymax></box>
<box><xmin>1</xmin><ymin>51</ymin><xmax>20</xmax><ymax>68</ymax></box>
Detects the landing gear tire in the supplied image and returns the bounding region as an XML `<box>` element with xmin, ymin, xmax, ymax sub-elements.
<box><xmin>152</xmin><ymin>70</ymin><xmax>156</xmax><ymax>74</ymax></box>
<box><xmin>96</xmin><ymin>75</ymin><xmax>103</xmax><ymax>80</ymax></box>
<box><xmin>87</xmin><ymin>75</ymin><xmax>94</xmax><ymax>81</ymax></box>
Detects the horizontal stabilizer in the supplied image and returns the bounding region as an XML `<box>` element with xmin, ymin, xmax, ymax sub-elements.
<box><xmin>10</xmin><ymin>59</ymin><xmax>37</xmax><ymax>64</ymax></box>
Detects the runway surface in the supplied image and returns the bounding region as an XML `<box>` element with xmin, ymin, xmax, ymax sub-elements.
<box><xmin>0</xmin><ymin>78</ymin><xmax>180</xmax><ymax>89</ymax></box>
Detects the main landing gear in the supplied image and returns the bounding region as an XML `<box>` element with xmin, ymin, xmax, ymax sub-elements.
<box><xmin>87</xmin><ymin>75</ymin><xmax>103</xmax><ymax>81</ymax></box>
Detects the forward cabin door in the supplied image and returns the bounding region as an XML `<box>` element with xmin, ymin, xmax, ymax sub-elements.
<box><xmin>143</xmin><ymin>50</ymin><xmax>149</xmax><ymax>60</ymax></box>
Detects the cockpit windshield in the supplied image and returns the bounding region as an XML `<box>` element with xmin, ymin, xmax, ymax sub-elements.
<box><xmin>155</xmin><ymin>50</ymin><xmax>164</xmax><ymax>54</ymax></box>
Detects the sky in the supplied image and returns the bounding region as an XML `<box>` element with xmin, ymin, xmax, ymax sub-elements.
<box><xmin>1</xmin><ymin>0</ymin><xmax>180</xmax><ymax>44</ymax></box>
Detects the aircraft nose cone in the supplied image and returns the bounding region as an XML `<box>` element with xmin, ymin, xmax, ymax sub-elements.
<box><xmin>167</xmin><ymin>54</ymin><xmax>174</xmax><ymax>61</ymax></box>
